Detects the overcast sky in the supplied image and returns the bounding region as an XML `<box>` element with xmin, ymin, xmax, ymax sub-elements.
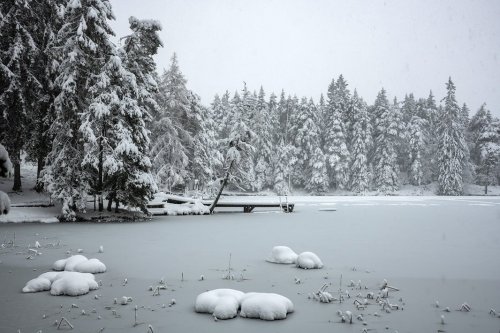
<box><xmin>110</xmin><ymin>0</ymin><xmax>500</xmax><ymax>116</ymax></box>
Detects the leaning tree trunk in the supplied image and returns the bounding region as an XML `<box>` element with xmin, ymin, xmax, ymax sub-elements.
<box><xmin>209</xmin><ymin>160</ymin><xmax>234</xmax><ymax>214</ymax></box>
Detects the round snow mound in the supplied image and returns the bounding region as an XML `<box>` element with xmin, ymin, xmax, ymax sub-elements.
<box><xmin>195</xmin><ymin>288</ymin><xmax>245</xmax><ymax>320</ymax></box>
<box><xmin>53</xmin><ymin>255</ymin><xmax>106</xmax><ymax>273</ymax></box>
<box><xmin>296</xmin><ymin>251</ymin><xmax>323</xmax><ymax>269</ymax></box>
<box><xmin>240</xmin><ymin>292</ymin><xmax>294</xmax><ymax>320</ymax></box>
<box><xmin>266</xmin><ymin>246</ymin><xmax>298</xmax><ymax>264</ymax></box>
<box><xmin>23</xmin><ymin>271</ymin><xmax>98</xmax><ymax>296</ymax></box>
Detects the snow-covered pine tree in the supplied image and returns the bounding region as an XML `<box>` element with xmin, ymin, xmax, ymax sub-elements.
<box><xmin>190</xmin><ymin>93</ymin><xmax>223</xmax><ymax>193</ymax></box>
<box><xmin>23</xmin><ymin>0</ymin><xmax>64</xmax><ymax>192</ymax></box>
<box><xmin>372</xmin><ymin>89</ymin><xmax>399</xmax><ymax>193</ymax></box>
<box><xmin>468</xmin><ymin>104</ymin><xmax>492</xmax><ymax>166</ymax></box>
<box><xmin>272</xmin><ymin>139</ymin><xmax>296</xmax><ymax>195</ymax></box>
<box><xmin>306</xmin><ymin>147</ymin><xmax>329</xmax><ymax>194</ymax></box>
<box><xmin>407</xmin><ymin>114</ymin><xmax>427</xmax><ymax>186</ymax></box>
<box><xmin>436</xmin><ymin>78</ymin><xmax>469</xmax><ymax>195</ymax></box>
<box><xmin>152</xmin><ymin>54</ymin><xmax>192</xmax><ymax>191</ymax></box>
<box><xmin>324</xmin><ymin>78</ymin><xmax>350</xmax><ymax>190</ymax></box>
<box><xmin>335</xmin><ymin>75</ymin><xmax>353</xmax><ymax>145</ymax></box>
<box><xmin>99</xmin><ymin>16</ymin><xmax>162</xmax><ymax>212</ymax></box>
<box><xmin>475</xmin><ymin>116</ymin><xmax>500</xmax><ymax>194</ymax></box>
<box><xmin>349</xmin><ymin>90</ymin><xmax>371</xmax><ymax>193</ymax></box>
<box><xmin>253</xmin><ymin>87</ymin><xmax>274</xmax><ymax>191</ymax></box>
<box><xmin>0</xmin><ymin>0</ymin><xmax>41</xmax><ymax>191</ymax></box>
<box><xmin>43</xmin><ymin>0</ymin><xmax>117</xmax><ymax>220</ymax></box>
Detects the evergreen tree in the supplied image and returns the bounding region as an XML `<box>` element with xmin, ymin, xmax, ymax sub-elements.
<box><xmin>0</xmin><ymin>0</ymin><xmax>41</xmax><ymax>191</ymax></box>
<box><xmin>349</xmin><ymin>91</ymin><xmax>371</xmax><ymax>193</ymax></box>
<box><xmin>437</xmin><ymin>78</ymin><xmax>469</xmax><ymax>195</ymax></box>
<box><xmin>372</xmin><ymin>89</ymin><xmax>399</xmax><ymax>193</ymax></box>
<box><xmin>273</xmin><ymin>139</ymin><xmax>295</xmax><ymax>195</ymax></box>
<box><xmin>152</xmin><ymin>54</ymin><xmax>192</xmax><ymax>191</ymax></box>
<box><xmin>306</xmin><ymin>147</ymin><xmax>329</xmax><ymax>194</ymax></box>
<box><xmin>468</xmin><ymin>104</ymin><xmax>492</xmax><ymax>166</ymax></box>
<box><xmin>324</xmin><ymin>78</ymin><xmax>350</xmax><ymax>189</ymax></box>
<box><xmin>407</xmin><ymin>114</ymin><xmax>427</xmax><ymax>185</ymax></box>
<box><xmin>253</xmin><ymin>87</ymin><xmax>274</xmax><ymax>191</ymax></box>
<box><xmin>43</xmin><ymin>0</ymin><xmax>117</xmax><ymax>220</ymax></box>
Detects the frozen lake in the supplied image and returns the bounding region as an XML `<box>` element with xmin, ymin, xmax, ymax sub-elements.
<box><xmin>1</xmin><ymin>196</ymin><xmax>499</xmax><ymax>332</ymax></box>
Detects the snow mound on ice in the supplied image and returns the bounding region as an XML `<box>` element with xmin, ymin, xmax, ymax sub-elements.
<box><xmin>195</xmin><ymin>288</ymin><xmax>245</xmax><ymax>319</ymax></box>
<box><xmin>23</xmin><ymin>271</ymin><xmax>98</xmax><ymax>296</ymax></box>
<box><xmin>266</xmin><ymin>246</ymin><xmax>298</xmax><ymax>264</ymax></box>
<box><xmin>0</xmin><ymin>191</ymin><xmax>10</xmax><ymax>215</ymax></box>
<box><xmin>296</xmin><ymin>251</ymin><xmax>323</xmax><ymax>269</ymax></box>
<box><xmin>240</xmin><ymin>292</ymin><xmax>294</xmax><ymax>320</ymax></box>
<box><xmin>53</xmin><ymin>255</ymin><xmax>106</xmax><ymax>273</ymax></box>
<box><xmin>22</xmin><ymin>272</ymin><xmax>59</xmax><ymax>293</ymax></box>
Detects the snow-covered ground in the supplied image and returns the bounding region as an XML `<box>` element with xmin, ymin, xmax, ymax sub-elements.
<box><xmin>0</xmin><ymin>196</ymin><xmax>499</xmax><ymax>332</ymax></box>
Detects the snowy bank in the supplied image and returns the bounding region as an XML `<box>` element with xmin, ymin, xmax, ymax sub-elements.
<box><xmin>0</xmin><ymin>191</ymin><xmax>10</xmax><ymax>215</ymax></box>
<box><xmin>266</xmin><ymin>246</ymin><xmax>298</xmax><ymax>264</ymax></box>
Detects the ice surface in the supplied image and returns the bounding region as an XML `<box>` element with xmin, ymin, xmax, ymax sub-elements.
<box><xmin>23</xmin><ymin>271</ymin><xmax>98</xmax><ymax>296</ymax></box>
<box><xmin>296</xmin><ymin>251</ymin><xmax>323</xmax><ymax>269</ymax></box>
<box><xmin>194</xmin><ymin>288</ymin><xmax>245</xmax><ymax>319</ymax></box>
<box><xmin>239</xmin><ymin>292</ymin><xmax>294</xmax><ymax>320</ymax></box>
<box><xmin>266</xmin><ymin>246</ymin><xmax>298</xmax><ymax>264</ymax></box>
<box><xmin>53</xmin><ymin>255</ymin><xmax>106</xmax><ymax>273</ymax></box>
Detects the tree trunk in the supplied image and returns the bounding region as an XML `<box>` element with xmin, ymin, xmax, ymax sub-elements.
<box><xmin>209</xmin><ymin>160</ymin><xmax>234</xmax><ymax>214</ymax></box>
<box><xmin>34</xmin><ymin>155</ymin><xmax>44</xmax><ymax>192</ymax></box>
<box><xmin>485</xmin><ymin>184</ymin><xmax>488</xmax><ymax>195</ymax></box>
<box><xmin>12</xmin><ymin>150</ymin><xmax>21</xmax><ymax>192</ymax></box>
<box><xmin>107</xmin><ymin>193</ymin><xmax>114</xmax><ymax>212</ymax></box>
<box><xmin>98</xmin><ymin>131</ymin><xmax>104</xmax><ymax>212</ymax></box>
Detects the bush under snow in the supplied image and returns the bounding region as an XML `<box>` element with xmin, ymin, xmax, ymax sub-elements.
<box><xmin>195</xmin><ymin>289</ymin><xmax>294</xmax><ymax>321</ymax></box>
<box><xmin>240</xmin><ymin>292</ymin><xmax>294</xmax><ymax>320</ymax></box>
<box><xmin>23</xmin><ymin>271</ymin><xmax>98</xmax><ymax>296</ymax></box>
<box><xmin>266</xmin><ymin>246</ymin><xmax>298</xmax><ymax>264</ymax></box>
<box><xmin>0</xmin><ymin>191</ymin><xmax>10</xmax><ymax>215</ymax></box>
<box><xmin>296</xmin><ymin>251</ymin><xmax>323</xmax><ymax>269</ymax></box>
<box><xmin>53</xmin><ymin>255</ymin><xmax>106</xmax><ymax>273</ymax></box>
<box><xmin>195</xmin><ymin>288</ymin><xmax>245</xmax><ymax>319</ymax></box>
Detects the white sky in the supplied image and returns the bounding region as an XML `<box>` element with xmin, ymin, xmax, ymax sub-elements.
<box><xmin>110</xmin><ymin>0</ymin><xmax>500</xmax><ymax>116</ymax></box>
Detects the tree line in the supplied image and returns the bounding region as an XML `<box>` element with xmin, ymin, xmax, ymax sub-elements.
<box><xmin>1</xmin><ymin>0</ymin><xmax>499</xmax><ymax>221</ymax></box>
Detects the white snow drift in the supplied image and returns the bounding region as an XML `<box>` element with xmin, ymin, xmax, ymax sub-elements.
<box><xmin>195</xmin><ymin>288</ymin><xmax>245</xmax><ymax>319</ymax></box>
<box><xmin>266</xmin><ymin>246</ymin><xmax>298</xmax><ymax>264</ymax></box>
<box><xmin>195</xmin><ymin>289</ymin><xmax>294</xmax><ymax>321</ymax></box>
<box><xmin>240</xmin><ymin>292</ymin><xmax>294</xmax><ymax>320</ymax></box>
<box><xmin>53</xmin><ymin>255</ymin><xmax>106</xmax><ymax>273</ymax></box>
<box><xmin>296</xmin><ymin>251</ymin><xmax>323</xmax><ymax>269</ymax></box>
<box><xmin>23</xmin><ymin>271</ymin><xmax>98</xmax><ymax>296</ymax></box>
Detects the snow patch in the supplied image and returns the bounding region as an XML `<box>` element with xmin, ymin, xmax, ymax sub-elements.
<box><xmin>53</xmin><ymin>255</ymin><xmax>106</xmax><ymax>273</ymax></box>
<box><xmin>240</xmin><ymin>292</ymin><xmax>294</xmax><ymax>320</ymax></box>
<box><xmin>195</xmin><ymin>288</ymin><xmax>245</xmax><ymax>319</ymax></box>
<box><xmin>23</xmin><ymin>271</ymin><xmax>98</xmax><ymax>296</ymax></box>
<box><xmin>266</xmin><ymin>246</ymin><xmax>298</xmax><ymax>264</ymax></box>
<box><xmin>296</xmin><ymin>251</ymin><xmax>323</xmax><ymax>269</ymax></box>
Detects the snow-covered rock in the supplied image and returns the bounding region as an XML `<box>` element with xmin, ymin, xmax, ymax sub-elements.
<box><xmin>53</xmin><ymin>255</ymin><xmax>106</xmax><ymax>273</ymax></box>
<box><xmin>0</xmin><ymin>143</ymin><xmax>13</xmax><ymax>178</ymax></box>
<box><xmin>23</xmin><ymin>271</ymin><xmax>98</xmax><ymax>296</ymax></box>
<box><xmin>296</xmin><ymin>251</ymin><xmax>323</xmax><ymax>269</ymax></box>
<box><xmin>266</xmin><ymin>246</ymin><xmax>298</xmax><ymax>264</ymax></box>
<box><xmin>240</xmin><ymin>292</ymin><xmax>294</xmax><ymax>320</ymax></box>
<box><xmin>195</xmin><ymin>289</ymin><xmax>245</xmax><ymax>319</ymax></box>
<box><xmin>0</xmin><ymin>191</ymin><xmax>10</xmax><ymax>215</ymax></box>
